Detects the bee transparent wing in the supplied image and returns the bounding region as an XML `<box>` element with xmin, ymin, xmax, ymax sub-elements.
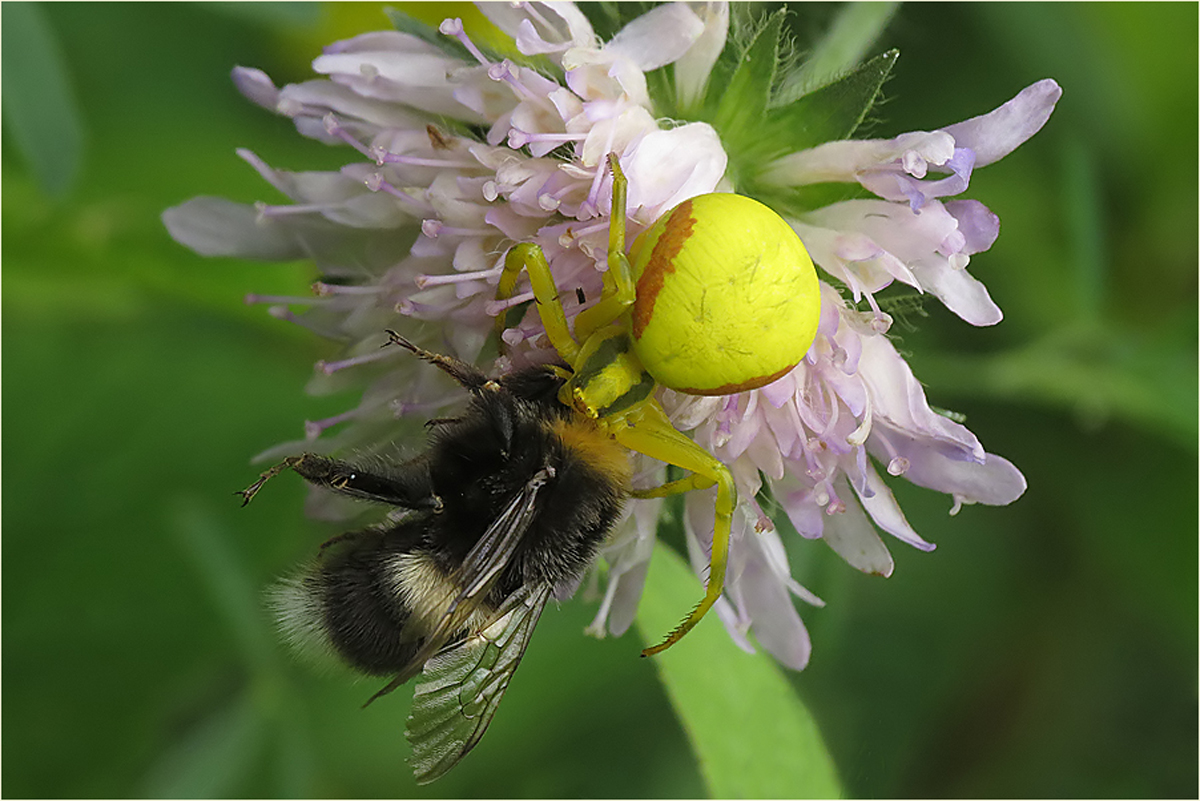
<box><xmin>405</xmin><ymin>582</ymin><xmax>554</xmax><ymax>784</ymax></box>
<box><xmin>366</xmin><ymin>467</ymin><xmax>555</xmax><ymax>704</ymax></box>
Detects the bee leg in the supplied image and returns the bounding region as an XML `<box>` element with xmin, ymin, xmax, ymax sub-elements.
<box><xmin>383</xmin><ymin>330</ymin><xmax>489</xmax><ymax>391</ymax></box>
<box><xmin>236</xmin><ymin>456</ymin><xmax>303</xmax><ymax>506</ymax></box>
<box><xmin>238</xmin><ymin>453</ymin><xmax>440</xmax><ymax>511</ymax></box>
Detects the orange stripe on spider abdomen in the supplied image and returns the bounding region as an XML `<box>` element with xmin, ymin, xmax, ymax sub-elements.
<box><xmin>631</xmin><ymin>199</ymin><xmax>695</xmax><ymax>340</ymax></box>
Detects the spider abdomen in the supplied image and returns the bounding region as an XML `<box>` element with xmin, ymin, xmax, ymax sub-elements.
<box><xmin>627</xmin><ymin>193</ymin><xmax>820</xmax><ymax>395</ymax></box>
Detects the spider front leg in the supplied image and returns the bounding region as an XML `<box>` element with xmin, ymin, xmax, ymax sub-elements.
<box><xmin>496</xmin><ymin>243</ymin><xmax>580</xmax><ymax>362</ymax></box>
<box><xmin>614</xmin><ymin>401</ymin><xmax>737</xmax><ymax>657</ymax></box>
<box><xmin>572</xmin><ymin>153</ymin><xmax>635</xmax><ymax>341</ymax></box>
<box><xmin>495</xmin><ymin>153</ymin><xmax>635</xmax><ymax>353</ymax></box>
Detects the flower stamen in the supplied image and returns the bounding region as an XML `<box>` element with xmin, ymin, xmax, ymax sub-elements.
<box><xmin>846</xmin><ymin>393</ymin><xmax>874</xmax><ymax>447</ymax></box>
<box><xmin>304</xmin><ymin>409</ymin><xmax>358</xmax><ymax>439</ymax></box>
<box><xmin>322</xmin><ymin>113</ymin><xmax>374</xmax><ymax>159</ymax></box>
<box><xmin>365</xmin><ymin>175</ymin><xmax>435</xmax><ymax>214</ymax></box>
<box><xmin>313</xmin><ymin>281</ymin><xmax>384</xmax><ymax>297</ymax></box>
<box><xmin>416</xmin><ymin>266</ymin><xmax>503</xmax><ymax>288</ymax></box>
<box><xmin>316</xmin><ymin>347</ymin><xmax>395</xmax><ymax>375</ymax></box>
<box><xmin>421</xmin><ymin>220</ymin><xmax>492</xmax><ymax>239</ymax></box>
<box><xmin>439</xmin><ymin>18</ymin><xmax>490</xmax><ymax>67</ymax></box>
<box><xmin>484</xmin><ymin>290</ymin><xmax>536</xmax><ymax>317</ymax></box>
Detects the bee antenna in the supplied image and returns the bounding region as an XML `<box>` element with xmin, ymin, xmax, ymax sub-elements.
<box><xmin>383</xmin><ymin>330</ymin><xmax>489</xmax><ymax>391</ymax></box>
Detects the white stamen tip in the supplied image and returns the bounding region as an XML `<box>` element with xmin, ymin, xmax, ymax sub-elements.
<box><xmin>439</xmin><ymin>18</ymin><xmax>463</xmax><ymax>36</ymax></box>
<box><xmin>487</xmin><ymin>61</ymin><xmax>512</xmax><ymax>82</ymax></box>
<box><xmin>507</xmin><ymin>129</ymin><xmax>530</xmax><ymax>148</ymax></box>
<box><xmin>887</xmin><ymin>456</ymin><xmax>910</xmax><ymax>476</ymax></box>
<box><xmin>422</xmin><ymin>219</ymin><xmax>443</xmax><ymax>238</ymax></box>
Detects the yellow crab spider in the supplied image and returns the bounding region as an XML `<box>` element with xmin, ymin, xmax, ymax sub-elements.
<box><xmin>496</xmin><ymin>154</ymin><xmax>821</xmax><ymax>656</ymax></box>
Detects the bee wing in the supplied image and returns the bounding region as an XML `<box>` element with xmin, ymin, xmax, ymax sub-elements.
<box><xmin>366</xmin><ymin>467</ymin><xmax>555</xmax><ymax>704</ymax></box>
<box><xmin>405</xmin><ymin>582</ymin><xmax>553</xmax><ymax>784</ymax></box>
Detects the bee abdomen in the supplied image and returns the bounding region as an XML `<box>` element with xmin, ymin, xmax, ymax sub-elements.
<box><xmin>271</xmin><ymin>528</ymin><xmax>425</xmax><ymax>676</ymax></box>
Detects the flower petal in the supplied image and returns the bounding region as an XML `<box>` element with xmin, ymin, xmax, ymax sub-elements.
<box><xmin>232</xmin><ymin>66</ymin><xmax>280</xmax><ymax>110</ymax></box>
<box><xmin>480</xmin><ymin>2</ymin><xmax>597</xmax><ymax>54</ymax></box>
<box><xmin>606</xmin><ymin>3</ymin><xmax>706</xmax><ymax>72</ymax></box>
<box><xmin>162</xmin><ymin>198</ymin><xmax>303</xmax><ymax>260</ymax></box>
<box><xmin>909</xmin><ymin>257</ymin><xmax>1003</xmax><ymax>326</ymax></box>
<box><xmin>858</xmin><ymin>332</ymin><xmax>986</xmax><ymax>460</ymax></box>
<box><xmin>622</xmin><ymin>122</ymin><xmax>727</xmax><ymax>216</ymax></box>
<box><xmin>673</xmin><ymin>1</ymin><xmax>729</xmax><ymax>109</ymax></box>
<box><xmin>763</xmin><ymin>130</ymin><xmax>954</xmax><ymax>187</ymax></box>
<box><xmin>883</xmin><ymin>438</ymin><xmax>1028</xmax><ymax>509</ymax></box>
<box><xmin>735</xmin><ymin>529</ymin><xmax>813</xmax><ymax>670</ymax></box>
<box><xmin>851</xmin><ymin>458</ymin><xmax>936</xmax><ymax>552</ymax></box>
<box><xmin>821</xmin><ymin>482</ymin><xmax>895</xmax><ymax>577</ymax></box>
<box><xmin>942</xmin><ymin>79</ymin><xmax>1062</xmax><ymax>167</ymax></box>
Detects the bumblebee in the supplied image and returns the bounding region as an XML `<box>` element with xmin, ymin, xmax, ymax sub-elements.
<box><xmin>239</xmin><ymin>335</ymin><xmax>631</xmax><ymax>783</ymax></box>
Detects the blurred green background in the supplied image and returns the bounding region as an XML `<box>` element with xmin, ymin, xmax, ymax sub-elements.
<box><xmin>3</xmin><ymin>2</ymin><xmax>1196</xmax><ymax>797</ymax></box>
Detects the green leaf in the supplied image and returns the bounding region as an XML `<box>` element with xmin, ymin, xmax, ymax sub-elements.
<box><xmin>777</xmin><ymin>2</ymin><xmax>900</xmax><ymax>104</ymax></box>
<box><xmin>711</xmin><ymin>9</ymin><xmax>786</xmax><ymax>165</ymax></box>
<box><xmin>751</xmin><ymin>48</ymin><xmax>899</xmax><ymax>170</ymax></box>
<box><xmin>1</xmin><ymin>3</ymin><xmax>85</xmax><ymax>196</ymax></box>
<box><xmin>636</xmin><ymin>546</ymin><xmax>842</xmax><ymax>799</ymax></box>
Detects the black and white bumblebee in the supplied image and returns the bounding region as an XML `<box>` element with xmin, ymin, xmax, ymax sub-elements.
<box><xmin>239</xmin><ymin>334</ymin><xmax>631</xmax><ymax>783</ymax></box>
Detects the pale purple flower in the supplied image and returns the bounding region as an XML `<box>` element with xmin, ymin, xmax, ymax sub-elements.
<box><xmin>772</xmin><ymin>78</ymin><xmax>1062</xmax><ymax>327</ymax></box>
<box><xmin>164</xmin><ymin>3</ymin><xmax>1057</xmax><ymax>671</ymax></box>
